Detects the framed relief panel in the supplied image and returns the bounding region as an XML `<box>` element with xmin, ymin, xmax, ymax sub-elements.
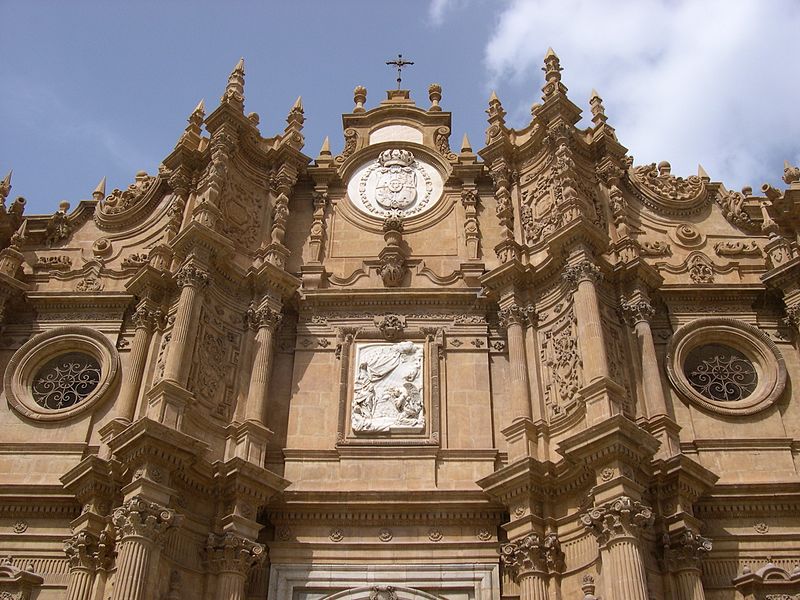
<box><xmin>336</xmin><ymin>329</ymin><xmax>441</xmax><ymax>446</ymax></box>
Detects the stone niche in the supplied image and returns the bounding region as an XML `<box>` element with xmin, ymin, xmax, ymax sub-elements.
<box><xmin>351</xmin><ymin>341</ymin><xmax>424</xmax><ymax>434</ymax></box>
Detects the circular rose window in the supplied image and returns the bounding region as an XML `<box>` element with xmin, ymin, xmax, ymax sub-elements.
<box><xmin>666</xmin><ymin>318</ymin><xmax>786</xmax><ymax>415</ymax></box>
<box><xmin>31</xmin><ymin>352</ymin><xmax>102</xmax><ymax>409</ymax></box>
<box><xmin>4</xmin><ymin>326</ymin><xmax>119</xmax><ymax>421</ymax></box>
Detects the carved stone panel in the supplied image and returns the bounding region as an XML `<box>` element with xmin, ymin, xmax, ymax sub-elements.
<box><xmin>351</xmin><ymin>341</ymin><xmax>424</xmax><ymax>433</ymax></box>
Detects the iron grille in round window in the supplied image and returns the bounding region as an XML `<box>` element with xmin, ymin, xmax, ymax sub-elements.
<box><xmin>31</xmin><ymin>352</ymin><xmax>102</xmax><ymax>409</ymax></box>
<box><xmin>683</xmin><ymin>344</ymin><xmax>758</xmax><ymax>402</ymax></box>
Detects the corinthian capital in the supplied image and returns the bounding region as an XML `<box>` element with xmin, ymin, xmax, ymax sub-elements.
<box><xmin>580</xmin><ymin>496</ymin><xmax>653</xmax><ymax>547</ymax></box>
<box><xmin>500</xmin><ymin>532</ymin><xmax>564</xmax><ymax>580</ymax></box>
<box><xmin>112</xmin><ymin>496</ymin><xmax>179</xmax><ymax>544</ymax></box>
<box><xmin>205</xmin><ymin>532</ymin><xmax>266</xmax><ymax>575</ymax></box>
<box><xmin>498</xmin><ymin>303</ymin><xmax>536</xmax><ymax>329</ymax></box>
<box><xmin>662</xmin><ymin>530</ymin><xmax>712</xmax><ymax>573</ymax></box>
<box><xmin>175</xmin><ymin>264</ymin><xmax>209</xmax><ymax>289</ymax></box>
<box><xmin>245</xmin><ymin>304</ymin><xmax>283</xmax><ymax>331</ymax></box>
<box><xmin>620</xmin><ymin>294</ymin><xmax>655</xmax><ymax>326</ymax></box>
<box><xmin>562</xmin><ymin>260</ymin><xmax>602</xmax><ymax>289</ymax></box>
<box><xmin>132</xmin><ymin>305</ymin><xmax>164</xmax><ymax>331</ymax></box>
<box><xmin>64</xmin><ymin>531</ymin><xmax>101</xmax><ymax>571</ymax></box>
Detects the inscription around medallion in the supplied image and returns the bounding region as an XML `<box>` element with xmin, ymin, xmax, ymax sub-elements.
<box><xmin>352</xmin><ymin>341</ymin><xmax>424</xmax><ymax>433</ymax></box>
<box><xmin>346</xmin><ymin>149</ymin><xmax>443</xmax><ymax>219</ymax></box>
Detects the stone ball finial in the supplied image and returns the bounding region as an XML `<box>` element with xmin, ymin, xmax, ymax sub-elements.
<box><xmin>657</xmin><ymin>160</ymin><xmax>671</xmax><ymax>176</ymax></box>
<box><xmin>353</xmin><ymin>85</ymin><xmax>367</xmax><ymax>113</ymax></box>
<box><xmin>58</xmin><ymin>200</ymin><xmax>70</xmax><ymax>213</ymax></box>
<box><xmin>247</xmin><ymin>112</ymin><xmax>260</xmax><ymax>125</ymax></box>
<box><xmin>742</xmin><ymin>185</ymin><xmax>753</xmax><ymax>196</ymax></box>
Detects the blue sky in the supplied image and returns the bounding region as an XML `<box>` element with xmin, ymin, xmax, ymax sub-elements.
<box><xmin>2</xmin><ymin>0</ymin><xmax>799</xmax><ymax>214</ymax></box>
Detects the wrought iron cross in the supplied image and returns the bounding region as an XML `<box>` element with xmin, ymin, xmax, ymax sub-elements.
<box><xmin>386</xmin><ymin>54</ymin><xmax>414</xmax><ymax>89</ymax></box>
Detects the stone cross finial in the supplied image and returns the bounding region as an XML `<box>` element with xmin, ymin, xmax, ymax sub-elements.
<box><xmin>385</xmin><ymin>54</ymin><xmax>414</xmax><ymax>89</ymax></box>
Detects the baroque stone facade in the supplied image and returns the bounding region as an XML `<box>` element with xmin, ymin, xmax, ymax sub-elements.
<box><xmin>0</xmin><ymin>52</ymin><xmax>799</xmax><ymax>600</ymax></box>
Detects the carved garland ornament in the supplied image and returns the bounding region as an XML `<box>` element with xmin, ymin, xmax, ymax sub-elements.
<box><xmin>627</xmin><ymin>161</ymin><xmax>708</xmax><ymax>215</ymax></box>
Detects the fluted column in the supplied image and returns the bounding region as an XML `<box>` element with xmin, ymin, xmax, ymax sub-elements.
<box><xmin>244</xmin><ymin>306</ymin><xmax>283</xmax><ymax>424</ymax></box>
<box><xmin>110</xmin><ymin>497</ymin><xmax>178</xmax><ymax>600</ymax></box>
<box><xmin>64</xmin><ymin>530</ymin><xmax>113</xmax><ymax>600</ymax></box>
<box><xmin>206</xmin><ymin>532</ymin><xmax>266</xmax><ymax>600</ymax></box>
<box><xmin>621</xmin><ymin>294</ymin><xmax>667</xmax><ymax>418</ymax></box>
<box><xmin>117</xmin><ymin>305</ymin><xmax>162</xmax><ymax>422</ymax></box>
<box><xmin>563</xmin><ymin>260</ymin><xmax>609</xmax><ymax>381</ymax></box>
<box><xmin>663</xmin><ymin>531</ymin><xmax>712</xmax><ymax>600</ymax></box>
<box><xmin>500</xmin><ymin>533</ymin><xmax>563</xmax><ymax>600</ymax></box>
<box><xmin>499</xmin><ymin>303</ymin><xmax>535</xmax><ymax>421</ymax></box>
<box><xmin>581</xmin><ymin>496</ymin><xmax>653</xmax><ymax>600</ymax></box>
<box><xmin>162</xmin><ymin>264</ymin><xmax>208</xmax><ymax>385</ymax></box>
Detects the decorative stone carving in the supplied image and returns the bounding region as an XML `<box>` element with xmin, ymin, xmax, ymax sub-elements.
<box><xmin>120</xmin><ymin>253</ymin><xmax>149</xmax><ymax>269</ymax></box>
<box><xmin>498</xmin><ymin>304</ymin><xmax>536</xmax><ymax>328</ymax></box>
<box><xmin>580</xmin><ymin>574</ymin><xmax>599</xmax><ymax>600</ymax></box>
<box><xmin>638</xmin><ymin>241</ymin><xmax>670</xmax><ymax>258</ymax></box>
<box><xmin>369</xmin><ymin>587</ymin><xmax>398</xmax><ymax>600</ymax></box>
<box><xmin>688</xmin><ymin>254</ymin><xmax>715</xmax><ymax>283</ymax></box>
<box><xmin>33</xmin><ymin>255</ymin><xmax>71</xmax><ymax>270</ymax></box>
<box><xmin>662</xmin><ymin>530</ymin><xmax>712</xmax><ymax>572</ymax></box>
<box><xmin>44</xmin><ymin>201</ymin><xmax>72</xmax><ymax>247</ymax></box>
<box><xmin>63</xmin><ymin>530</ymin><xmax>114</xmax><ymax>571</ymax></box>
<box><xmin>674</xmin><ymin>223</ymin><xmax>704</xmax><ymax>247</ymax></box>
<box><xmin>205</xmin><ymin>532</ymin><xmax>265</xmax><ymax>575</ymax></box>
<box><xmin>0</xmin><ymin>557</ymin><xmax>43</xmax><ymax>600</ymax></box>
<box><xmin>581</xmin><ymin>496</ymin><xmax>654</xmax><ymax>547</ymax></box>
<box><xmin>75</xmin><ymin>273</ymin><xmax>104</xmax><ymax>292</ymax></box>
<box><xmin>175</xmin><ymin>264</ymin><xmax>209</xmax><ymax>288</ymax></box>
<box><xmin>346</xmin><ymin>148</ymin><xmax>442</xmax><ymax>219</ymax></box>
<box><xmin>461</xmin><ymin>186</ymin><xmax>480</xmax><ymax>259</ymax></box>
<box><xmin>783</xmin><ymin>161</ymin><xmax>800</xmax><ymax>185</ymax></box>
<box><xmin>714</xmin><ymin>240</ymin><xmax>761</xmax><ymax>257</ymax></box>
<box><xmin>716</xmin><ymin>189</ymin><xmax>758</xmax><ymax>231</ymax></box>
<box><xmin>374</xmin><ymin>314</ymin><xmax>406</xmax><ymax>341</ymax></box>
<box><xmin>620</xmin><ymin>296</ymin><xmax>655</xmax><ymax>325</ymax></box>
<box><xmin>112</xmin><ymin>496</ymin><xmax>178</xmax><ymax>543</ymax></box>
<box><xmin>245</xmin><ymin>304</ymin><xmax>282</xmax><ymax>330</ymax></box>
<box><xmin>352</xmin><ymin>342</ymin><xmax>424</xmax><ymax>433</ymax></box>
<box><xmin>500</xmin><ymin>533</ymin><xmax>564</xmax><ymax>579</ymax></box>
<box><xmin>434</xmin><ymin>126</ymin><xmax>457</xmax><ymax>161</ymax></box>
<box><xmin>98</xmin><ymin>172</ymin><xmax>155</xmax><ymax>216</ymax></box>
<box><xmin>628</xmin><ymin>161</ymin><xmax>707</xmax><ymax>215</ymax></box>
<box><xmin>540</xmin><ymin>309</ymin><xmax>582</xmax><ymax>416</ymax></box>
<box><xmin>562</xmin><ymin>260</ymin><xmax>602</xmax><ymax>288</ymax></box>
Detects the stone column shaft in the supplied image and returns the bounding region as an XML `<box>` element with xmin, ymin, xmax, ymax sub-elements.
<box><xmin>500</xmin><ymin>304</ymin><xmax>534</xmax><ymax>420</ymax></box>
<box><xmin>65</xmin><ymin>568</ymin><xmax>94</xmax><ymax>600</ymax></box>
<box><xmin>518</xmin><ymin>573</ymin><xmax>548</xmax><ymax>600</ymax></box>
<box><xmin>117</xmin><ymin>309</ymin><xmax>159</xmax><ymax>422</ymax></box>
<box><xmin>216</xmin><ymin>571</ymin><xmax>247</xmax><ymax>600</ymax></box>
<box><xmin>574</xmin><ymin>276</ymin><xmax>610</xmax><ymax>381</ymax></box>
<box><xmin>163</xmin><ymin>266</ymin><xmax>207</xmax><ymax>385</ymax></box>
<box><xmin>634</xmin><ymin>317</ymin><xmax>668</xmax><ymax>418</ymax></box>
<box><xmin>605</xmin><ymin>538</ymin><xmax>649</xmax><ymax>600</ymax></box>
<box><xmin>111</xmin><ymin>538</ymin><xmax>153</xmax><ymax>600</ymax></box>
<box><xmin>674</xmin><ymin>570</ymin><xmax>705</xmax><ymax>600</ymax></box>
<box><xmin>244</xmin><ymin>308</ymin><xmax>281</xmax><ymax>424</ymax></box>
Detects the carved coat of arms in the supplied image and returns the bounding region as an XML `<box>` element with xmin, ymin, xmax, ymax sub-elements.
<box><xmin>374</xmin><ymin>149</ymin><xmax>417</xmax><ymax>210</ymax></box>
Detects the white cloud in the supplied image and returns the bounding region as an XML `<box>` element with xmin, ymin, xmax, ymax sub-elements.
<box><xmin>482</xmin><ymin>0</ymin><xmax>800</xmax><ymax>189</ymax></box>
<box><xmin>429</xmin><ymin>0</ymin><xmax>465</xmax><ymax>26</ymax></box>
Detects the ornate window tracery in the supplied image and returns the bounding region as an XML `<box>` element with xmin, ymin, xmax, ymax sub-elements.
<box><xmin>31</xmin><ymin>352</ymin><xmax>102</xmax><ymax>410</ymax></box>
<box><xmin>666</xmin><ymin>317</ymin><xmax>786</xmax><ymax>416</ymax></box>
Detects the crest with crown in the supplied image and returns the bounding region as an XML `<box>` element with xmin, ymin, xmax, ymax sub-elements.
<box><xmin>378</xmin><ymin>149</ymin><xmax>415</xmax><ymax>168</ymax></box>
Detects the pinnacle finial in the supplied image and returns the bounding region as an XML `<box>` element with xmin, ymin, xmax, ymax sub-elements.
<box><xmin>0</xmin><ymin>170</ymin><xmax>11</xmax><ymax>201</ymax></box>
<box><xmin>460</xmin><ymin>133</ymin><xmax>472</xmax><ymax>153</ymax></box>
<box><xmin>697</xmin><ymin>164</ymin><xmax>710</xmax><ymax>182</ymax></box>
<box><xmin>487</xmin><ymin>90</ymin><xmax>506</xmax><ymax>123</ymax></box>
<box><xmin>319</xmin><ymin>136</ymin><xmax>331</xmax><ymax>156</ymax></box>
<box><xmin>10</xmin><ymin>219</ymin><xmax>27</xmax><ymax>249</ymax></box>
<box><xmin>542</xmin><ymin>47</ymin><xmax>566</xmax><ymax>99</ymax></box>
<box><xmin>221</xmin><ymin>58</ymin><xmax>245</xmax><ymax>110</ymax></box>
<box><xmin>353</xmin><ymin>85</ymin><xmax>367</xmax><ymax>112</ymax></box>
<box><xmin>286</xmin><ymin>96</ymin><xmax>305</xmax><ymax>129</ymax></box>
<box><xmin>93</xmin><ymin>177</ymin><xmax>106</xmax><ymax>200</ymax></box>
<box><xmin>428</xmin><ymin>83</ymin><xmax>442</xmax><ymax>111</ymax></box>
<box><xmin>489</xmin><ymin>90</ymin><xmax>500</xmax><ymax>103</ymax></box>
<box><xmin>292</xmin><ymin>95</ymin><xmax>303</xmax><ymax>111</ymax></box>
<box><xmin>589</xmin><ymin>89</ymin><xmax>607</xmax><ymax>127</ymax></box>
<box><xmin>193</xmin><ymin>98</ymin><xmax>205</xmax><ymax>115</ymax></box>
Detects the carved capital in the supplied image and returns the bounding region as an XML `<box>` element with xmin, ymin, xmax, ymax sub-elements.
<box><xmin>245</xmin><ymin>304</ymin><xmax>282</xmax><ymax>331</ymax></box>
<box><xmin>175</xmin><ymin>264</ymin><xmax>209</xmax><ymax>289</ymax></box>
<box><xmin>620</xmin><ymin>295</ymin><xmax>655</xmax><ymax>326</ymax></box>
<box><xmin>131</xmin><ymin>306</ymin><xmax>164</xmax><ymax>331</ymax></box>
<box><xmin>581</xmin><ymin>496</ymin><xmax>654</xmax><ymax>547</ymax></box>
<box><xmin>501</xmin><ymin>532</ymin><xmax>564</xmax><ymax>580</ymax></box>
<box><xmin>63</xmin><ymin>529</ymin><xmax>114</xmax><ymax>572</ymax></box>
<box><xmin>205</xmin><ymin>532</ymin><xmax>265</xmax><ymax>575</ymax></box>
<box><xmin>783</xmin><ymin>304</ymin><xmax>800</xmax><ymax>333</ymax></box>
<box><xmin>662</xmin><ymin>530</ymin><xmax>712</xmax><ymax>573</ymax></box>
<box><xmin>498</xmin><ymin>303</ymin><xmax>536</xmax><ymax>329</ymax></box>
<box><xmin>111</xmin><ymin>496</ymin><xmax>179</xmax><ymax>544</ymax></box>
<box><xmin>562</xmin><ymin>260</ymin><xmax>602</xmax><ymax>289</ymax></box>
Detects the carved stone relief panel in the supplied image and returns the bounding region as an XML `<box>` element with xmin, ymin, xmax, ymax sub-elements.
<box><xmin>351</xmin><ymin>341</ymin><xmax>424</xmax><ymax>433</ymax></box>
<box><xmin>187</xmin><ymin>300</ymin><xmax>243</xmax><ymax>420</ymax></box>
<box><xmin>539</xmin><ymin>307</ymin><xmax>583</xmax><ymax>421</ymax></box>
<box><xmin>218</xmin><ymin>169</ymin><xmax>265</xmax><ymax>251</ymax></box>
<box><xmin>602</xmin><ymin>309</ymin><xmax>635</xmax><ymax>417</ymax></box>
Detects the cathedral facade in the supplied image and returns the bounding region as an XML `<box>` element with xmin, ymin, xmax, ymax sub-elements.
<box><xmin>0</xmin><ymin>52</ymin><xmax>799</xmax><ymax>600</ymax></box>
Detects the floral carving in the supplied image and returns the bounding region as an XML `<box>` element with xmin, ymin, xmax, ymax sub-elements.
<box><xmin>620</xmin><ymin>295</ymin><xmax>655</xmax><ymax>325</ymax></box>
<box><xmin>75</xmin><ymin>274</ymin><xmax>103</xmax><ymax>292</ymax></box>
<box><xmin>175</xmin><ymin>264</ymin><xmax>209</xmax><ymax>288</ymax></box>
<box><xmin>662</xmin><ymin>530</ymin><xmax>712</xmax><ymax>572</ymax></box>
<box><xmin>11</xmin><ymin>521</ymin><xmax>26</xmax><ymax>534</ymax></box>
<box><xmin>374</xmin><ymin>314</ymin><xmax>406</xmax><ymax>341</ymax></box>
<box><xmin>112</xmin><ymin>496</ymin><xmax>178</xmax><ymax>543</ymax></box>
<box><xmin>378</xmin><ymin>253</ymin><xmax>406</xmax><ymax>288</ymax></box>
<box><xmin>688</xmin><ymin>254</ymin><xmax>715</xmax><ymax>283</ymax></box>
<box><xmin>581</xmin><ymin>496</ymin><xmax>653</xmax><ymax>547</ymax></box>
<box><xmin>329</xmin><ymin>528</ymin><xmax>344</xmax><ymax>542</ymax></box>
<box><xmin>121</xmin><ymin>253</ymin><xmax>149</xmax><ymax>269</ymax></box>
<box><xmin>205</xmin><ymin>532</ymin><xmax>265</xmax><ymax>575</ymax></box>
<box><xmin>498</xmin><ymin>303</ymin><xmax>536</xmax><ymax>328</ymax></box>
<box><xmin>541</xmin><ymin>310</ymin><xmax>582</xmax><ymax>413</ymax></box>
<box><xmin>33</xmin><ymin>255</ymin><xmax>71</xmax><ymax>271</ymax></box>
<box><xmin>501</xmin><ymin>533</ymin><xmax>564</xmax><ymax>579</ymax></box>
<box><xmin>428</xmin><ymin>528</ymin><xmax>443</xmax><ymax>542</ymax></box>
<box><xmin>640</xmin><ymin>240</ymin><xmax>671</xmax><ymax>257</ymax></box>
<box><xmin>434</xmin><ymin>126</ymin><xmax>457</xmax><ymax>161</ymax></box>
<box><xmin>98</xmin><ymin>171</ymin><xmax>155</xmax><ymax>216</ymax></box>
<box><xmin>628</xmin><ymin>161</ymin><xmax>707</xmax><ymax>215</ymax></box>
<box><xmin>369</xmin><ymin>587</ymin><xmax>398</xmax><ymax>600</ymax></box>
<box><xmin>44</xmin><ymin>201</ymin><xmax>72</xmax><ymax>247</ymax></box>
<box><xmin>714</xmin><ymin>240</ymin><xmax>761</xmax><ymax>257</ymax></box>
<box><xmin>378</xmin><ymin>528</ymin><xmax>393</xmax><ymax>542</ymax></box>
